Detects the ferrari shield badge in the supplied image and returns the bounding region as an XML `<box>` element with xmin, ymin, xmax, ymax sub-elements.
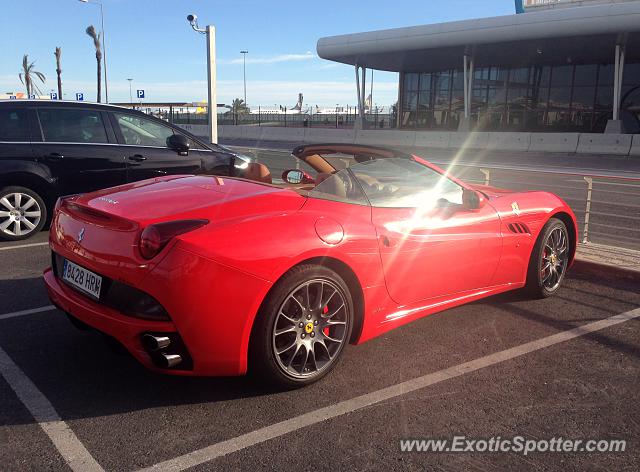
<box><xmin>511</xmin><ymin>202</ymin><xmax>521</xmax><ymax>216</ymax></box>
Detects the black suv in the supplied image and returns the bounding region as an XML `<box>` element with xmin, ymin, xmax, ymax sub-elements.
<box><xmin>0</xmin><ymin>100</ymin><xmax>245</xmax><ymax>240</ymax></box>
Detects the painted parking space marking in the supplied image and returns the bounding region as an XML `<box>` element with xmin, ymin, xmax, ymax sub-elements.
<box><xmin>140</xmin><ymin>307</ymin><xmax>640</xmax><ymax>472</ymax></box>
<box><xmin>0</xmin><ymin>305</ymin><xmax>56</xmax><ymax>321</ymax></box>
<box><xmin>0</xmin><ymin>241</ymin><xmax>49</xmax><ymax>251</ymax></box>
<box><xmin>0</xmin><ymin>345</ymin><xmax>104</xmax><ymax>472</ymax></box>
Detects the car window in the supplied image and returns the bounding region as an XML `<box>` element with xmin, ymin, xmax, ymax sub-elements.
<box><xmin>308</xmin><ymin>168</ymin><xmax>368</xmax><ymax>205</ymax></box>
<box><xmin>115</xmin><ymin>113</ymin><xmax>176</xmax><ymax>147</ymax></box>
<box><xmin>350</xmin><ymin>158</ymin><xmax>464</xmax><ymax>208</ymax></box>
<box><xmin>38</xmin><ymin>108</ymin><xmax>108</xmax><ymax>143</ymax></box>
<box><xmin>0</xmin><ymin>108</ymin><xmax>29</xmax><ymax>141</ymax></box>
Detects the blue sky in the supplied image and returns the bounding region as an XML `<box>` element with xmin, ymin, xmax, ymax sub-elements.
<box><xmin>1</xmin><ymin>0</ymin><xmax>515</xmax><ymax>108</ymax></box>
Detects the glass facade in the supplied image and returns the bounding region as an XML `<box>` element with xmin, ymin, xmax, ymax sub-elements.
<box><xmin>400</xmin><ymin>62</ymin><xmax>640</xmax><ymax>132</ymax></box>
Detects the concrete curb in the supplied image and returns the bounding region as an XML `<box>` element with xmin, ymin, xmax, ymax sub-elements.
<box><xmin>572</xmin><ymin>258</ymin><xmax>640</xmax><ymax>282</ymax></box>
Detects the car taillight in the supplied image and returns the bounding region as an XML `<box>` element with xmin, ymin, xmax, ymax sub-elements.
<box><xmin>138</xmin><ymin>219</ymin><xmax>208</xmax><ymax>260</ymax></box>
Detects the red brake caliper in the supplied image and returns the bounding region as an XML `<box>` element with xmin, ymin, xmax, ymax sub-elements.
<box><xmin>323</xmin><ymin>305</ymin><xmax>330</xmax><ymax>336</ymax></box>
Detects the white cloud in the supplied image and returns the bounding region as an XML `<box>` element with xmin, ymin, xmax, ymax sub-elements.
<box><xmin>223</xmin><ymin>52</ymin><xmax>317</xmax><ymax>65</ymax></box>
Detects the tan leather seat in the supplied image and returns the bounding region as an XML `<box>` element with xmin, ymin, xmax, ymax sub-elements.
<box><xmin>315</xmin><ymin>172</ymin><xmax>333</xmax><ymax>185</ymax></box>
<box><xmin>314</xmin><ymin>172</ymin><xmax>347</xmax><ymax>198</ymax></box>
<box><xmin>244</xmin><ymin>162</ymin><xmax>272</xmax><ymax>184</ymax></box>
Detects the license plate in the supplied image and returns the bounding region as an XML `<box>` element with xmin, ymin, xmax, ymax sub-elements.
<box><xmin>62</xmin><ymin>259</ymin><xmax>102</xmax><ymax>300</ymax></box>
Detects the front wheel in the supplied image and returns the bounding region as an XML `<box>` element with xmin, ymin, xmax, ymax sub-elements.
<box><xmin>525</xmin><ymin>218</ymin><xmax>570</xmax><ymax>298</ymax></box>
<box><xmin>0</xmin><ymin>186</ymin><xmax>47</xmax><ymax>241</ymax></box>
<box><xmin>250</xmin><ymin>265</ymin><xmax>354</xmax><ymax>388</ymax></box>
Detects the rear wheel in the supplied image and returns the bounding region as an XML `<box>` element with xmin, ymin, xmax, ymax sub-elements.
<box><xmin>0</xmin><ymin>186</ymin><xmax>47</xmax><ymax>241</ymax></box>
<box><xmin>525</xmin><ymin>218</ymin><xmax>570</xmax><ymax>298</ymax></box>
<box><xmin>250</xmin><ymin>265</ymin><xmax>353</xmax><ymax>388</ymax></box>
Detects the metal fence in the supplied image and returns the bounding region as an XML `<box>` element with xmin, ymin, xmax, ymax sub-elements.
<box><xmin>216</xmin><ymin>111</ymin><xmax>395</xmax><ymax>129</ymax></box>
<box><xmin>150</xmin><ymin>110</ymin><xmax>395</xmax><ymax>129</ymax></box>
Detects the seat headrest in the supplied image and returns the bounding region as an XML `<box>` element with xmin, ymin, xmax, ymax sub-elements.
<box><xmin>244</xmin><ymin>162</ymin><xmax>272</xmax><ymax>184</ymax></box>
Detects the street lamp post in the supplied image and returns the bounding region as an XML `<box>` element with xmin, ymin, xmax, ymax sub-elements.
<box><xmin>187</xmin><ymin>14</ymin><xmax>217</xmax><ymax>144</ymax></box>
<box><xmin>240</xmin><ymin>50</ymin><xmax>248</xmax><ymax>106</ymax></box>
<box><xmin>127</xmin><ymin>78</ymin><xmax>133</xmax><ymax>106</ymax></box>
<box><xmin>79</xmin><ymin>0</ymin><xmax>109</xmax><ymax>103</ymax></box>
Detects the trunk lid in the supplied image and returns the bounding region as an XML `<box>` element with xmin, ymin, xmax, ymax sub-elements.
<box><xmin>50</xmin><ymin>175</ymin><xmax>305</xmax><ymax>284</ymax></box>
<box><xmin>72</xmin><ymin>175</ymin><xmax>299</xmax><ymax>223</ymax></box>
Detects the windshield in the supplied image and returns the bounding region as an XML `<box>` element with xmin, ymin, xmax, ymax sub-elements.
<box><xmin>308</xmin><ymin>157</ymin><xmax>463</xmax><ymax>208</ymax></box>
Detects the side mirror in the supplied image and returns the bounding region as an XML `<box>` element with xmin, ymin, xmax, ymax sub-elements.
<box><xmin>167</xmin><ymin>134</ymin><xmax>190</xmax><ymax>155</ymax></box>
<box><xmin>282</xmin><ymin>169</ymin><xmax>314</xmax><ymax>185</ymax></box>
<box><xmin>462</xmin><ymin>189</ymin><xmax>486</xmax><ymax>210</ymax></box>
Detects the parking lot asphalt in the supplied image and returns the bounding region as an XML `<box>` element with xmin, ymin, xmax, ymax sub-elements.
<box><xmin>1</xmin><ymin>231</ymin><xmax>639</xmax><ymax>471</ymax></box>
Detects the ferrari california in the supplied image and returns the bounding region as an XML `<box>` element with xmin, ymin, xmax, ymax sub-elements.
<box><xmin>44</xmin><ymin>144</ymin><xmax>577</xmax><ymax>387</ymax></box>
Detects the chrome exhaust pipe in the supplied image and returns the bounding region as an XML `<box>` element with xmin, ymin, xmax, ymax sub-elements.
<box><xmin>160</xmin><ymin>353</ymin><xmax>182</xmax><ymax>368</ymax></box>
<box><xmin>142</xmin><ymin>334</ymin><xmax>171</xmax><ymax>352</ymax></box>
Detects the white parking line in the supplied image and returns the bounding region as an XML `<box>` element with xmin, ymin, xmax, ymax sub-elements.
<box><xmin>0</xmin><ymin>305</ymin><xmax>56</xmax><ymax>321</ymax></box>
<box><xmin>140</xmin><ymin>307</ymin><xmax>640</xmax><ymax>472</ymax></box>
<box><xmin>0</xmin><ymin>345</ymin><xmax>104</xmax><ymax>472</ymax></box>
<box><xmin>0</xmin><ymin>241</ymin><xmax>49</xmax><ymax>251</ymax></box>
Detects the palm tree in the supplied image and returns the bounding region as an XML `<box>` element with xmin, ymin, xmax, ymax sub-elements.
<box><xmin>54</xmin><ymin>47</ymin><xmax>62</xmax><ymax>99</ymax></box>
<box><xmin>86</xmin><ymin>25</ymin><xmax>102</xmax><ymax>103</ymax></box>
<box><xmin>229</xmin><ymin>98</ymin><xmax>249</xmax><ymax>115</ymax></box>
<box><xmin>19</xmin><ymin>55</ymin><xmax>46</xmax><ymax>97</ymax></box>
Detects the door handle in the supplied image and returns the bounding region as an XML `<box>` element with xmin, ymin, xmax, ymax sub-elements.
<box><xmin>44</xmin><ymin>152</ymin><xmax>64</xmax><ymax>161</ymax></box>
<box><xmin>128</xmin><ymin>154</ymin><xmax>147</xmax><ymax>162</ymax></box>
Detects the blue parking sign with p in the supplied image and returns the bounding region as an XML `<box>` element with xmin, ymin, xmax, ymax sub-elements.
<box><xmin>50</xmin><ymin>92</ymin><xmax>58</xmax><ymax>100</ymax></box>
<box><xmin>137</xmin><ymin>89</ymin><xmax>145</xmax><ymax>99</ymax></box>
<box><xmin>76</xmin><ymin>93</ymin><xmax>84</xmax><ymax>101</ymax></box>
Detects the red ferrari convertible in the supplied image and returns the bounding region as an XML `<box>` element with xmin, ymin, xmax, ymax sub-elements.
<box><xmin>44</xmin><ymin>144</ymin><xmax>577</xmax><ymax>387</ymax></box>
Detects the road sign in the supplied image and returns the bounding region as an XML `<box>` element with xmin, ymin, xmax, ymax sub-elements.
<box><xmin>137</xmin><ymin>89</ymin><xmax>145</xmax><ymax>99</ymax></box>
<box><xmin>28</xmin><ymin>94</ymin><xmax>36</xmax><ymax>99</ymax></box>
<box><xmin>76</xmin><ymin>93</ymin><xmax>84</xmax><ymax>101</ymax></box>
<box><xmin>9</xmin><ymin>95</ymin><xmax>16</xmax><ymax>100</ymax></box>
<box><xmin>50</xmin><ymin>92</ymin><xmax>58</xmax><ymax>100</ymax></box>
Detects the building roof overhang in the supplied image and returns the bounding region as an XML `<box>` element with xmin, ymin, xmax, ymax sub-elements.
<box><xmin>316</xmin><ymin>2</ymin><xmax>640</xmax><ymax>72</ymax></box>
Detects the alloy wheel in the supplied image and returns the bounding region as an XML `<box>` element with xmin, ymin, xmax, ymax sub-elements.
<box><xmin>272</xmin><ymin>278</ymin><xmax>349</xmax><ymax>379</ymax></box>
<box><xmin>0</xmin><ymin>192</ymin><xmax>42</xmax><ymax>238</ymax></box>
<box><xmin>540</xmin><ymin>226</ymin><xmax>569</xmax><ymax>291</ymax></box>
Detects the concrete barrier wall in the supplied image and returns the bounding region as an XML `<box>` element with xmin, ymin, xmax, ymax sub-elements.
<box><xmin>449</xmin><ymin>132</ymin><xmax>490</xmax><ymax>150</ymax></box>
<box><xmin>178</xmin><ymin>123</ymin><xmax>209</xmax><ymax>137</ymax></box>
<box><xmin>486</xmin><ymin>132</ymin><xmax>531</xmax><ymax>151</ymax></box>
<box><xmin>414</xmin><ymin>131</ymin><xmax>451</xmax><ymax>149</ymax></box>
<box><xmin>529</xmin><ymin>133</ymin><xmax>580</xmax><ymax>153</ymax></box>
<box><xmin>629</xmin><ymin>135</ymin><xmax>640</xmax><ymax>157</ymax></box>
<box><xmin>577</xmin><ymin>134</ymin><xmax>632</xmax><ymax>155</ymax></box>
<box><xmin>187</xmin><ymin>125</ymin><xmax>639</xmax><ymax>156</ymax></box>
<box><xmin>224</xmin><ymin>126</ymin><xmax>243</xmax><ymax>139</ymax></box>
<box><xmin>305</xmin><ymin>128</ymin><xmax>356</xmax><ymax>144</ymax></box>
<box><xmin>355</xmin><ymin>129</ymin><xmax>417</xmax><ymax>147</ymax></box>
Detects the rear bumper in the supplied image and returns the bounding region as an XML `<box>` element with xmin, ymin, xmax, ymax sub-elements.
<box><xmin>44</xmin><ymin>244</ymin><xmax>273</xmax><ymax>377</ymax></box>
<box><xmin>44</xmin><ymin>267</ymin><xmax>186</xmax><ymax>374</ymax></box>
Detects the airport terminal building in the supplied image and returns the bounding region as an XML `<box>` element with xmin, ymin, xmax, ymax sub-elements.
<box><xmin>317</xmin><ymin>0</ymin><xmax>640</xmax><ymax>133</ymax></box>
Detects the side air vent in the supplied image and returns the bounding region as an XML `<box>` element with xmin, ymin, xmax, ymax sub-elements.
<box><xmin>507</xmin><ymin>222</ymin><xmax>530</xmax><ymax>234</ymax></box>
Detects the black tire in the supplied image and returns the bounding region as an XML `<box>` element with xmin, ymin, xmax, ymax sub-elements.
<box><xmin>524</xmin><ymin>217</ymin><xmax>570</xmax><ymax>299</ymax></box>
<box><xmin>250</xmin><ymin>264</ymin><xmax>354</xmax><ymax>389</ymax></box>
<box><xmin>0</xmin><ymin>186</ymin><xmax>47</xmax><ymax>241</ymax></box>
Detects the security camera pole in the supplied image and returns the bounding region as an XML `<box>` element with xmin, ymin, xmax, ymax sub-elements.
<box><xmin>187</xmin><ymin>14</ymin><xmax>217</xmax><ymax>144</ymax></box>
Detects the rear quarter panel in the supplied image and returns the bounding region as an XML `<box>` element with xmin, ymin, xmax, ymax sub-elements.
<box><xmin>175</xmin><ymin>196</ymin><xmax>391</xmax><ymax>366</ymax></box>
<box><xmin>489</xmin><ymin>191</ymin><xmax>577</xmax><ymax>286</ymax></box>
